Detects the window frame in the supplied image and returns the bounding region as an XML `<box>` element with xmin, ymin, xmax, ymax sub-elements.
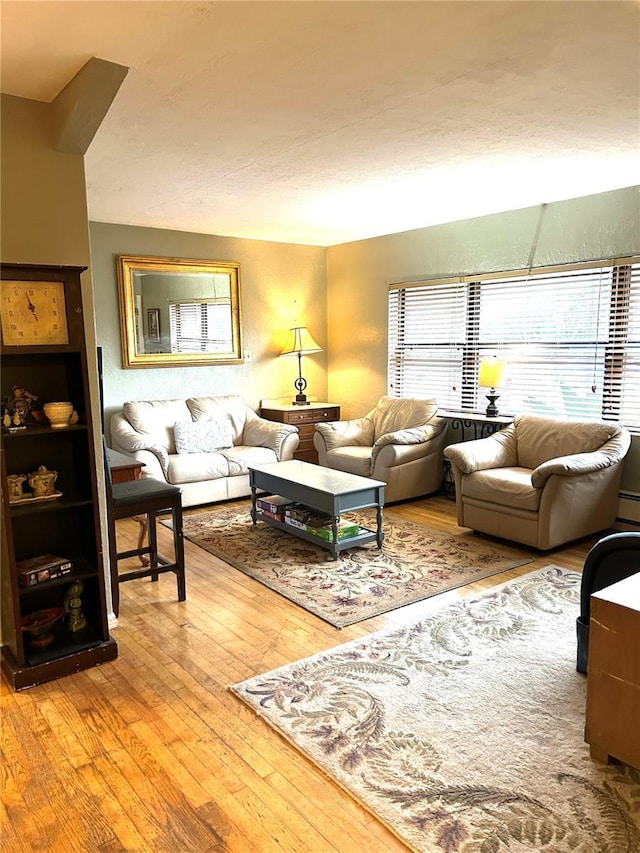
<box><xmin>387</xmin><ymin>257</ymin><xmax>640</xmax><ymax>434</ymax></box>
<box><xmin>169</xmin><ymin>299</ymin><xmax>235</xmax><ymax>354</ymax></box>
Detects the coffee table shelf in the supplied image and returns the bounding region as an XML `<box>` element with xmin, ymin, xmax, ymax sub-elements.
<box><xmin>254</xmin><ymin>514</ymin><xmax>379</xmax><ymax>552</ymax></box>
<box><xmin>249</xmin><ymin>460</ymin><xmax>385</xmax><ymax>560</ymax></box>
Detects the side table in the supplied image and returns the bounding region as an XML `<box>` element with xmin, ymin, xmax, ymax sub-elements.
<box><xmin>585</xmin><ymin>573</ymin><xmax>640</xmax><ymax>770</ymax></box>
<box><xmin>438</xmin><ymin>410</ymin><xmax>514</xmax><ymax>500</ymax></box>
<box><xmin>438</xmin><ymin>409</ymin><xmax>514</xmax><ymax>440</ymax></box>
<box><xmin>107</xmin><ymin>448</ymin><xmax>144</xmax><ymax>483</ymax></box>
<box><xmin>260</xmin><ymin>401</ymin><xmax>340</xmax><ymax>464</ymax></box>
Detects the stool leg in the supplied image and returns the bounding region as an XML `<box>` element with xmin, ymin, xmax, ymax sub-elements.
<box><xmin>173</xmin><ymin>501</ymin><xmax>186</xmax><ymax>602</ymax></box>
<box><xmin>134</xmin><ymin>514</ymin><xmax>150</xmax><ymax>566</ymax></box>
<box><xmin>147</xmin><ymin>510</ymin><xmax>160</xmax><ymax>582</ymax></box>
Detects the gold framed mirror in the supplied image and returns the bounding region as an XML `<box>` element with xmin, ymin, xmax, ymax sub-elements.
<box><xmin>117</xmin><ymin>255</ymin><xmax>243</xmax><ymax>368</ymax></box>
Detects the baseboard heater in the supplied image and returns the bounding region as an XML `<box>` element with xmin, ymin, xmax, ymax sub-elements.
<box><xmin>617</xmin><ymin>490</ymin><xmax>640</xmax><ymax>529</ymax></box>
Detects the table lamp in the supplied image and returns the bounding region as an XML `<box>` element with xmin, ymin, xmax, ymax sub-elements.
<box><xmin>478</xmin><ymin>356</ymin><xmax>507</xmax><ymax>417</ymax></box>
<box><xmin>280</xmin><ymin>326</ymin><xmax>322</xmax><ymax>406</ymax></box>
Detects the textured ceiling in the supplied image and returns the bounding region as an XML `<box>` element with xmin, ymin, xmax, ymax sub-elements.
<box><xmin>1</xmin><ymin>1</ymin><xmax>639</xmax><ymax>246</ymax></box>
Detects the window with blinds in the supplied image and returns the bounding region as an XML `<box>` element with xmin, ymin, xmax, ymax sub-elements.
<box><xmin>387</xmin><ymin>258</ymin><xmax>640</xmax><ymax>433</ymax></box>
<box><xmin>169</xmin><ymin>300</ymin><xmax>233</xmax><ymax>354</ymax></box>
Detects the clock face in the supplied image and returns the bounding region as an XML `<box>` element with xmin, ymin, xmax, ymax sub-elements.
<box><xmin>1</xmin><ymin>280</ymin><xmax>69</xmax><ymax>346</ymax></box>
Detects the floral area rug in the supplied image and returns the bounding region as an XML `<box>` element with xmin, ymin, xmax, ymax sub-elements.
<box><xmin>231</xmin><ymin>567</ymin><xmax>640</xmax><ymax>852</ymax></box>
<box><xmin>177</xmin><ymin>506</ymin><xmax>533</xmax><ymax>627</ymax></box>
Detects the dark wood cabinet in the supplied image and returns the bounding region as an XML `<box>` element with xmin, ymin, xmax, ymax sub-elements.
<box><xmin>260</xmin><ymin>403</ymin><xmax>341</xmax><ymax>464</ymax></box>
<box><xmin>1</xmin><ymin>263</ymin><xmax>117</xmax><ymax>690</ymax></box>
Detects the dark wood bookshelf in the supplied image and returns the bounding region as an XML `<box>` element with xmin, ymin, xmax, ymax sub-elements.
<box><xmin>1</xmin><ymin>262</ymin><xmax>117</xmax><ymax>690</ymax></box>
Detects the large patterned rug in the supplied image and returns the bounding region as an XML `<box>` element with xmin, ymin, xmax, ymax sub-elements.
<box><xmin>178</xmin><ymin>506</ymin><xmax>532</xmax><ymax>627</ymax></box>
<box><xmin>231</xmin><ymin>567</ymin><xmax>640</xmax><ymax>852</ymax></box>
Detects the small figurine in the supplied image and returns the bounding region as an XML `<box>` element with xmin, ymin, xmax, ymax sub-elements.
<box><xmin>64</xmin><ymin>580</ymin><xmax>87</xmax><ymax>632</ymax></box>
<box><xmin>2</xmin><ymin>385</ymin><xmax>37</xmax><ymax>428</ymax></box>
<box><xmin>2</xmin><ymin>409</ymin><xmax>11</xmax><ymax>429</ymax></box>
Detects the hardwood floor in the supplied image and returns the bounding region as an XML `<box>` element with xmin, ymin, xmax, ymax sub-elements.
<box><xmin>1</xmin><ymin>496</ymin><xmax>595</xmax><ymax>852</ymax></box>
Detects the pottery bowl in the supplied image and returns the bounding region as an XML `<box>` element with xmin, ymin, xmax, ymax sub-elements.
<box><xmin>20</xmin><ymin>607</ymin><xmax>65</xmax><ymax>647</ymax></box>
<box><xmin>43</xmin><ymin>401</ymin><xmax>73</xmax><ymax>429</ymax></box>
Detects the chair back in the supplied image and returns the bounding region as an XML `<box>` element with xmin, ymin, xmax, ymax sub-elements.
<box><xmin>513</xmin><ymin>414</ymin><xmax>626</xmax><ymax>468</ymax></box>
<box><xmin>370</xmin><ymin>396</ymin><xmax>439</xmax><ymax>440</ymax></box>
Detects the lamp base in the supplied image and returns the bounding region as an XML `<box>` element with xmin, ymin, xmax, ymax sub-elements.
<box><xmin>293</xmin><ymin>371</ymin><xmax>310</xmax><ymax>405</ymax></box>
<box><xmin>485</xmin><ymin>394</ymin><xmax>500</xmax><ymax>417</ymax></box>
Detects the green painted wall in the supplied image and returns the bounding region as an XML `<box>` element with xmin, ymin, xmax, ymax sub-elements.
<box><xmin>326</xmin><ymin>186</ymin><xmax>640</xmax><ymax>495</ymax></box>
<box><xmin>0</xmin><ymin>93</ymin><xmax>102</xmax><ymax>429</ymax></box>
<box><xmin>1</xmin><ymin>94</ymin><xmax>91</xmax><ymax>266</ymax></box>
<box><xmin>89</xmin><ymin>222</ymin><xmax>327</xmax><ymax>436</ymax></box>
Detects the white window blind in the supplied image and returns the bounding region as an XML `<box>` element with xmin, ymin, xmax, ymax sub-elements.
<box><xmin>169</xmin><ymin>300</ymin><xmax>233</xmax><ymax>353</ymax></box>
<box><xmin>388</xmin><ymin>280</ymin><xmax>468</xmax><ymax>408</ymax></box>
<box><xmin>388</xmin><ymin>258</ymin><xmax>640</xmax><ymax>433</ymax></box>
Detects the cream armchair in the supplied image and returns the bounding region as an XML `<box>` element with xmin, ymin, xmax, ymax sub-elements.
<box><xmin>313</xmin><ymin>396</ymin><xmax>448</xmax><ymax>502</ymax></box>
<box><xmin>443</xmin><ymin>414</ymin><xmax>631</xmax><ymax>550</ymax></box>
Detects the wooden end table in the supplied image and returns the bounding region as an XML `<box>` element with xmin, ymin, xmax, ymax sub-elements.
<box><xmin>107</xmin><ymin>449</ymin><xmax>149</xmax><ymax>566</ymax></box>
<box><xmin>260</xmin><ymin>402</ymin><xmax>340</xmax><ymax>464</ymax></box>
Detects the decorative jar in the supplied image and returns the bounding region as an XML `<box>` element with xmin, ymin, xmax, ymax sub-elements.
<box><xmin>7</xmin><ymin>473</ymin><xmax>27</xmax><ymax>502</ymax></box>
<box><xmin>28</xmin><ymin>465</ymin><xmax>58</xmax><ymax>497</ymax></box>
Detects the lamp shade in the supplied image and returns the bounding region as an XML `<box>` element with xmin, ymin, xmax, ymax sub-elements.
<box><xmin>478</xmin><ymin>356</ymin><xmax>507</xmax><ymax>389</ymax></box>
<box><xmin>280</xmin><ymin>327</ymin><xmax>322</xmax><ymax>357</ymax></box>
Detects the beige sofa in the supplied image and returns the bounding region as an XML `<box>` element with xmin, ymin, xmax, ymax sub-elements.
<box><xmin>110</xmin><ymin>395</ymin><xmax>299</xmax><ymax>507</ymax></box>
<box><xmin>443</xmin><ymin>413</ymin><xmax>631</xmax><ymax>550</ymax></box>
<box><xmin>313</xmin><ymin>396</ymin><xmax>448</xmax><ymax>503</ymax></box>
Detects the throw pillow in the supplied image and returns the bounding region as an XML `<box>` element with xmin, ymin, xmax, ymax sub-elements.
<box><xmin>173</xmin><ymin>420</ymin><xmax>233</xmax><ymax>454</ymax></box>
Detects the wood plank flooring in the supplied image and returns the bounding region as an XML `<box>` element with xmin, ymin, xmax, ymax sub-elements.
<box><xmin>1</xmin><ymin>496</ymin><xmax>595</xmax><ymax>852</ymax></box>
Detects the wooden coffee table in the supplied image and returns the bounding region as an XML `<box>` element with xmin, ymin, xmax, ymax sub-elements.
<box><xmin>249</xmin><ymin>460</ymin><xmax>385</xmax><ymax>559</ymax></box>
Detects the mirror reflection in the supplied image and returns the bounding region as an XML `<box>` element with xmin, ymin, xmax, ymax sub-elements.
<box><xmin>117</xmin><ymin>255</ymin><xmax>243</xmax><ymax>368</ymax></box>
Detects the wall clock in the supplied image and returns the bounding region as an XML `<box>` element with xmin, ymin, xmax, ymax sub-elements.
<box><xmin>1</xmin><ymin>280</ymin><xmax>69</xmax><ymax>346</ymax></box>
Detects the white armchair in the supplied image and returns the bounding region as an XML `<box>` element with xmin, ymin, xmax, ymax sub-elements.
<box><xmin>443</xmin><ymin>413</ymin><xmax>631</xmax><ymax>550</ymax></box>
<box><xmin>313</xmin><ymin>396</ymin><xmax>448</xmax><ymax>502</ymax></box>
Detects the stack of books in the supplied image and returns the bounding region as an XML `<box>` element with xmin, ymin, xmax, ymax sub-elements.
<box><xmin>256</xmin><ymin>494</ymin><xmax>295</xmax><ymax>522</ymax></box>
<box><xmin>257</xmin><ymin>495</ymin><xmax>361</xmax><ymax>541</ymax></box>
